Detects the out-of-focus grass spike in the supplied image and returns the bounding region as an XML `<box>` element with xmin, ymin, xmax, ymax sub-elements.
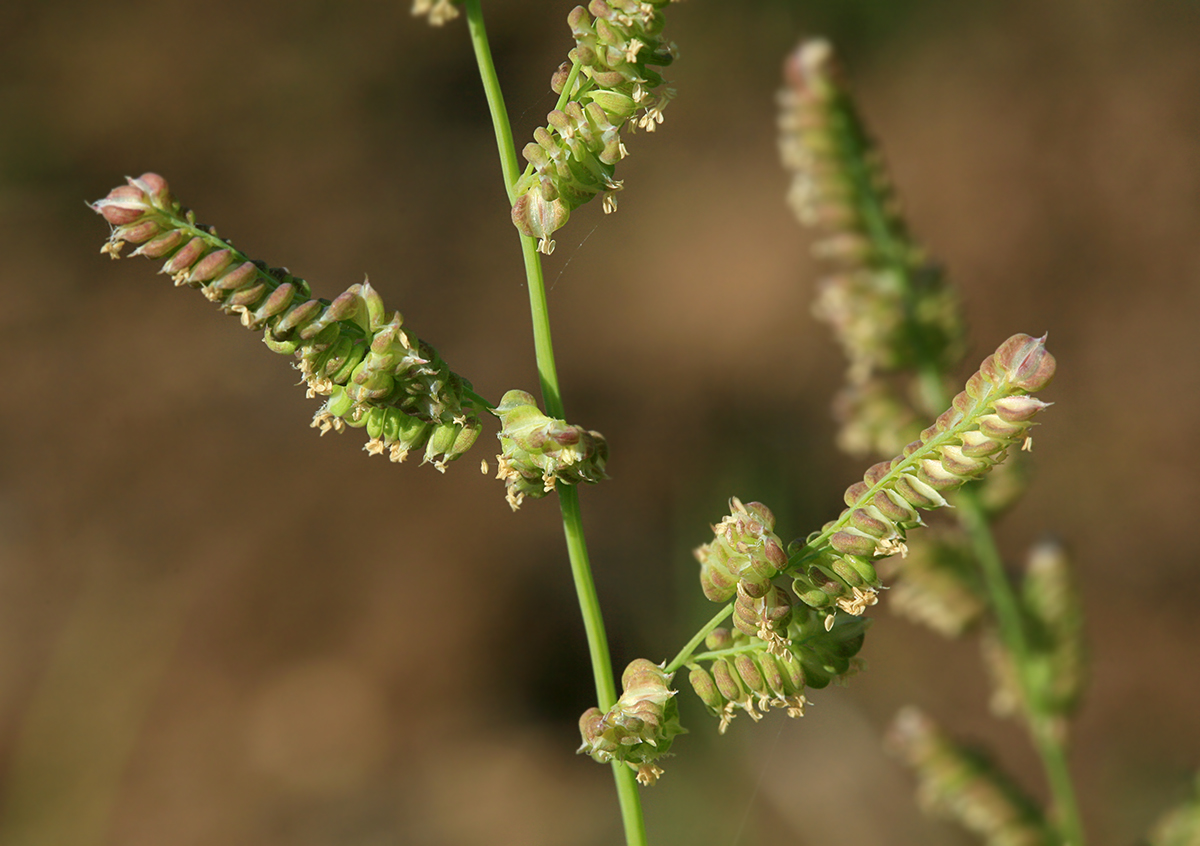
<box><xmin>887</xmin><ymin>708</ymin><xmax>1056</xmax><ymax>846</ymax></box>
<box><xmin>779</xmin><ymin>38</ymin><xmax>965</xmax><ymax>458</ymax></box>
<box><xmin>1147</xmin><ymin>772</ymin><xmax>1200</xmax><ymax>846</ymax></box>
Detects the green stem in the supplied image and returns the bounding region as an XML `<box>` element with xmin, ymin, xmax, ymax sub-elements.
<box><xmin>465</xmin><ymin>0</ymin><xmax>520</xmax><ymax>202</ymax></box>
<box><xmin>464</xmin><ymin>3</ymin><xmax>648</xmax><ymax>844</ymax></box>
<box><xmin>664</xmin><ymin>603</ymin><xmax>734</xmax><ymax>675</ymax></box>
<box><xmin>519</xmin><ymin>234</ymin><xmax>564</xmax><ymax>415</ymax></box>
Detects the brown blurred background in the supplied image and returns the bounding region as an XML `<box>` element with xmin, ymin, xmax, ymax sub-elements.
<box><xmin>2</xmin><ymin>1</ymin><xmax>1199</xmax><ymax>844</ymax></box>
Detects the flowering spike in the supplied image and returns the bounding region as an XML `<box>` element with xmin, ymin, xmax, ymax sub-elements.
<box><xmin>786</xmin><ymin>334</ymin><xmax>1055</xmax><ymax>615</ymax></box>
<box><xmin>779</xmin><ymin>39</ymin><xmax>966</xmax><ymax>459</ymax></box>
<box><xmin>511</xmin><ymin>0</ymin><xmax>681</xmax><ymax>247</ymax></box>
<box><xmin>91</xmin><ymin>173</ymin><xmax>483</xmax><ymax>470</ymax></box>
<box><xmin>984</xmin><ymin>539</ymin><xmax>1086</xmax><ymax>741</ymax></box>
<box><xmin>1021</xmin><ymin>539</ymin><xmax>1086</xmax><ymax>722</ymax></box>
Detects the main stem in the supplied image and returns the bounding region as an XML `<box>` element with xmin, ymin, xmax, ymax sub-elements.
<box><xmin>464</xmin><ymin>4</ymin><xmax>648</xmax><ymax>844</ymax></box>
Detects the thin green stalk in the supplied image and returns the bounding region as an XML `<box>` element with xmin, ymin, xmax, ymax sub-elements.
<box><xmin>664</xmin><ymin>604</ymin><xmax>734</xmax><ymax>675</ymax></box>
<box><xmin>464</xmin><ymin>3</ymin><xmax>648</xmax><ymax>844</ymax></box>
<box><xmin>465</xmin><ymin>0</ymin><xmax>520</xmax><ymax>202</ymax></box>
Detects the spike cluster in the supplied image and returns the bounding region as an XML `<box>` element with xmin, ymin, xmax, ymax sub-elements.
<box><xmin>511</xmin><ymin>0</ymin><xmax>681</xmax><ymax>254</ymax></box>
<box><xmin>887</xmin><ymin>708</ymin><xmax>1054</xmax><ymax>846</ymax></box>
<box><xmin>687</xmin><ymin>608</ymin><xmax>867</xmax><ymax>734</ymax></box>
<box><xmin>695</xmin><ymin>498</ymin><xmax>788</xmax><ymax>603</ymax></box>
<box><xmin>788</xmin><ymin>334</ymin><xmax>1056</xmax><ymax>623</ymax></box>
<box><xmin>779</xmin><ymin>38</ymin><xmax>965</xmax><ymax>458</ymax></box>
<box><xmin>92</xmin><ymin>174</ymin><xmax>483</xmax><ymax>470</ymax></box>
<box><xmin>492</xmin><ymin>390</ymin><xmax>609</xmax><ymax>510</ymax></box>
<box><xmin>578</xmin><ymin>659</ymin><xmax>684</xmax><ymax>786</ymax></box>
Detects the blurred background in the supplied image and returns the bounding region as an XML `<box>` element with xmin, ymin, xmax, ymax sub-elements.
<box><xmin>2</xmin><ymin>0</ymin><xmax>1199</xmax><ymax>844</ymax></box>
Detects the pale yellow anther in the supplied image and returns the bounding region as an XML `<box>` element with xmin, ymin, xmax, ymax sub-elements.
<box><xmin>836</xmin><ymin>586</ymin><xmax>879</xmax><ymax>617</ymax></box>
<box><xmin>717</xmin><ymin>702</ymin><xmax>736</xmax><ymax>735</ymax></box>
<box><xmin>785</xmin><ymin>695</ymin><xmax>808</xmax><ymax>719</ymax></box>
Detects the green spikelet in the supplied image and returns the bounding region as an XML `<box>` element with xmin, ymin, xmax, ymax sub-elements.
<box><xmin>577</xmin><ymin>659</ymin><xmax>684</xmax><ymax>786</ymax></box>
<box><xmin>684</xmin><ymin>609</ymin><xmax>867</xmax><ymax>734</ymax></box>
<box><xmin>92</xmin><ymin>174</ymin><xmax>483</xmax><ymax>470</ymax></box>
<box><xmin>694</xmin><ymin>498</ymin><xmax>788</xmax><ymax>603</ymax></box>
<box><xmin>493</xmin><ymin>390</ymin><xmax>608</xmax><ymax>510</ymax></box>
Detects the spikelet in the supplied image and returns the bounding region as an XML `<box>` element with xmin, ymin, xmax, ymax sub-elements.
<box><xmin>685</xmin><ymin>608</ymin><xmax>867</xmax><ymax>735</ymax></box>
<box><xmin>493</xmin><ymin>390</ymin><xmax>609</xmax><ymax>510</ymax></box>
<box><xmin>694</xmin><ymin>498</ymin><xmax>788</xmax><ymax>602</ymax></box>
<box><xmin>577</xmin><ymin>659</ymin><xmax>684</xmax><ymax>786</ymax></box>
